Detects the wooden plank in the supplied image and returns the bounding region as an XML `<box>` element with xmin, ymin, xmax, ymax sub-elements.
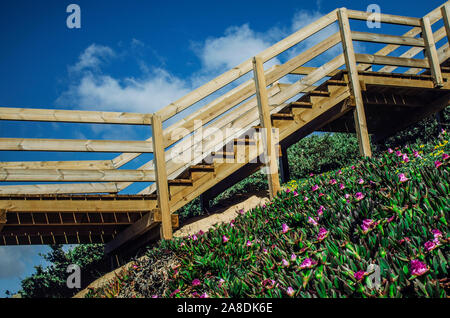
<box><xmin>253</xmin><ymin>57</ymin><xmax>281</xmax><ymax>199</ymax></box>
<box><xmin>442</xmin><ymin>4</ymin><xmax>450</xmax><ymax>44</ymax></box>
<box><xmin>0</xmin><ymin>107</ymin><xmax>152</xmax><ymax>125</ymax></box>
<box><xmin>0</xmin><ymin>168</ymin><xmax>156</xmax><ymax>182</ymax></box>
<box><xmin>290</xmin><ymin>66</ymin><xmax>340</xmax><ymax>76</ymax></box>
<box><xmin>0</xmin><ymin>160</ymin><xmax>114</xmax><ymax>170</ymax></box>
<box><xmin>355</xmin><ymin>54</ymin><xmax>430</xmax><ymax>68</ymax></box>
<box><xmin>0</xmin><ymin>138</ymin><xmax>154</xmax><ymax>153</ymax></box>
<box><xmin>351</xmin><ymin>31</ymin><xmax>425</xmax><ymax>47</ymax></box>
<box><xmin>0</xmin><ymin>183</ymin><xmax>119</xmax><ymax>195</ymax></box>
<box><xmin>0</xmin><ymin>199</ymin><xmax>157</xmax><ymax>212</ymax></box>
<box><xmin>421</xmin><ymin>16</ymin><xmax>443</xmax><ymax>87</ymax></box>
<box><xmin>151</xmin><ymin>114</ymin><xmax>172</xmax><ymax>240</ymax></box>
<box><xmin>338</xmin><ymin>8</ymin><xmax>372</xmax><ymax>157</ymax></box>
<box><xmin>347</xmin><ymin>10</ymin><xmax>421</xmax><ymax>26</ymax></box>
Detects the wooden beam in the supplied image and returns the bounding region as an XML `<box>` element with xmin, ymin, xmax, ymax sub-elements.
<box><xmin>0</xmin><ymin>183</ymin><xmax>119</xmax><ymax>195</ymax></box>
<box><xmin>0</xmin><ymin>168</ymin><xmax>156</xmax><ymax>182</ymax></box>
<box><xmin>290</xmin><ymin>66</ymin><xmax>340</xmax><ymax>77</ymax></box>
<box><xmin>442</xmin><ymin>4</ymin><xmax>450</xmax><ymax>44</ymax></box>
<box><xmin>0</xmin><ymin>107</ymin><xmax>152</xmax><ymax>125</ymax></box>
<box><xmin>252</xmin><ymin>56</ymin><xmax>281</xmax><ymax>199</ymax></box>
<box><xmin>0</xmin><ymin>160</ymin><xmax>114</xmax><ymax>170</ymax></box>
<box><xmin>0</xmin><ymin>198</ymin><xmax>157</xmax><ymax>212</ymax></box>
<box><xmin>338</xmin><ymin>8</ymin><xmax>372</xmax><ymax>158</ymax></box>
<box><xmin>347</xmin><ymin>9</ymin><xmax>422</xmax><ymax>26</ymax></box>
<box><xmin>151</xmin><ymin>114</ymin><xmax>172</xmax><ymax>240</ymax></box>
<box><xmin>0</xmin><ymin>138</ymin><xmax>154</xmax><ymax>153</ymax></box>
<box><xmin>421</xmin><ymin>16</ymin><xmax>444</xmax><ymax>87</ymax></box>
<box><xmin>355</xmin><ymin>54</ymin><xmax>430</xmax><ymax>69</ymax></box>
<box><xmin>351</xmin><ymin>31</ymin><xmax>425</xmax><ymax>47</ymax></box>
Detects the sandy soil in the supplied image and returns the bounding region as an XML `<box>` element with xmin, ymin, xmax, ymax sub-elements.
<box><xmin>73</xmin><ymin>191</ymin><xmax>269</xmax><ymax>298</ymax></box>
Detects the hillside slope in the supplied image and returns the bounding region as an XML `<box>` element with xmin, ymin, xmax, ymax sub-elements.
<box><xmin>85</xmin><ymin>131</ymin><xmax>449</xmax><ymax>298</ymax></box>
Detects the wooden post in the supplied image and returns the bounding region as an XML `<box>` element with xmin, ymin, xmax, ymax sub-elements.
<box><xmin>151</xmin><ymin>114</ymin><xmax>173</xmax><ymax>240</ymax></box>
<box><xmin>0</xmin><ymin>209</ymin><xmax>6</xmax><ymax>233</ymax></box>
<box><xmin>252</xmin><ymin>56</ymin><xmax>281</xmax><ymax>199</ymax></box>
<box><xmin>421</xmin><ymin>16</ymin><xmax>443</xmax><ymax>87</ymax></box>
<box><xmin>337</xmin><ymin>8</ymin><xmax>372</xmax><ymax>158</ymax></box>
<box><xmin>442</xmin><ymin>4</ymin><xmax>450</xmax><ymax>44</ymax></box>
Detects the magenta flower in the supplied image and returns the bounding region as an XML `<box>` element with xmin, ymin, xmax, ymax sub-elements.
<box><xmin>304</xmin><ymin>196</ymin><xmax>309</xmax><ymax>202</ymax></box>
<box><xmin>286</xmin><ymin>188</ymin><xmax>290</xmax><ymax>193</ymax></box>
<box><xmin>263</xmin><ymin>248</ymin><xmax>268</xmax><ymax>254</ymax></box>
<box><xmin>222</xmin><ymin>235</ymin><xmax>229</xmax><ymax>243</ymax></box>
<box><xmin>329</xmin><ymin>179</ymin><xmax>337</xmax><ymax>185</ymax></box>
<box><xmin>191</xmin><ymin>234</ymin><xmax>198</xmax><ymax>241</ymax></box>
<box><xmin>291</xmin><ymin>253</ymin><xmax>297</xmax><ymax>261</ymax></box>
<box><xmin>286</xmin><ymin>287</ymin><xmax>295</xmax><ymax>297</ymax></box>
<box><xmin>309</xmin><ymin>173</ymin><xmax>314</xmax><ymax>177</ymax></box>
<box><xmin>413</xmin><ymin>150</ymin><xmax>421</xmax><ymax>158</ymax></box>
<box><xmin>410</xmin><ymin>259</ymin><xmax>429</xmax><ymax>276</ymax></box>
<box><xmin>432</xmin><ymin>229</ymin><xmax>442</xmax><ymax>239</ymax></box>
<box><xmin>218</xmin><ymin>278</ymin><xmax>225</xmax><ymax>288</ymax></box>
<box><xmin>351</xmin><ymin>165</ymin><xmax>356</xmax><ymax>170</ymax></box>
<box><xmin>388</xmin><ymin>148</ymin><xmax>393</xmax><ymax>154</ymax></box>
<box><xmin>443</xmin><ymin>153</ymin><xmax>449</xmax><ymax>160</ymax></box>
<box><xmin>299</xmin><ymin>258</ymin><xmax>318</xmax><ymax>269</ymax></box>
<box><xmin>361</xmin><ymin>219</ymin><xmax>377</xmax><ymax>233</ymax></box>
<box><xmin>396</xmin><ymin>150</ymin><xmax>402</xmax><ymax>157</ymax></box>
<box><xmin>293</xmin><ymin>191</ymin><xmax>299</xmax><ymax>197</ymax></box>
<box><xmin>355</xmin><ymin>192</ymin><xmax>365</xmax><ymax>201</ymax></box>
<box><xmin>192</xmin><ymin>279</ymin><xmax>201</xmax><ymax>286</ymax></box>
<box><xmin>402</xmin><ymin>154</ymin><xmax>409</xmax><ymax>163</ymax></box>
<box><xmin>282</xmin><ymin>259</ymin><xmax>290</xmax><ymax>267</ymax></box>
<box><xmin>246</xmin><ymin>240</ymin><xmax>253</xmax><ymax>247</ymax></box>
<box><xmin>308</xmin><ymin>216</ymin><xmax>318</xmax><ymax>226</ymax></box>
<box><xmin>386</xmin><ymin>215</ymin><xmax>395</xmax><ymax>223</ymax></box>
<box><xmin>398</xmin><ymin>173</ymin><xmax>409</xmax><ymax>183</ymax></box>
<box><xmin>200</xmin><ymin>292</ymin><xmax>208</xmax><ymax>298</ymax></box>
<box><xmin>152</xmin><ymin>295</ymin><xmax>159</xmax><ymax>298</ymax></box>
<box><xmin>358</xmin><ymin>178</ymin><xmax>364</xmax><ymax>184</ymax></box>
<box><xmin>282</xmin><ymin>223</ymin><xmax>289</xmax><ymax>234</ymax></box>
<box><xmin>262</xmin><ymin>279</ymin><xmax>276</xmax><ymax>290</ymax></box>
<box><xmin>354</xmin><ymin>270</ymin><xmax>366</xmax><ymax>281</ymax></box>
<box><xmin>318</xmin><ymin>192</ymin><xmax>325</xmax><ymax>197</ymax></box>
<box><xmin>424</xmin><ymin>240</ymin><xmax>438</xmax><ymax>252</ymax></box>
<box><xmin>311</xmin><ymin>184</ymin><xmax>319</xmax><ymax>192</ymax></box>
<box><xmin>435</xmin><ymin>160</ymin><xmax>442</xmax><ymax>168</ymax></box>
<box><xmin>344</xmin><ymin>193</ymin><xmax>351</xmax><ymax>199</ymax></box>
<box><xmin>317</xmin><ymin>205</ymin><xmax>324</xmax><ymax>216</ymax></box>
<box><xmin>339</xmin><ymin>183</ymin><xmax>345</xmax><ymax>190</ymax></box>
<box><xmin>337</xmin><ymin>170</ymin><xmax>343</xmax><ymax>175</ymax></box>
<box><xmin>317</xmin><ymin>228</ymin><xmax>329</xmax><ymax>241</ymax></box>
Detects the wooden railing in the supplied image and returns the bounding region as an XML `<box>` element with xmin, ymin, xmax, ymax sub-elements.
<box><xmin>1</xmin><ymin>2</ymin><xmax>450</xmax><ymax>240</ymax></box>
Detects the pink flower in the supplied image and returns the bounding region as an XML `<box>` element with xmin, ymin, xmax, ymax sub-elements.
<box><xmin>222</xmin><ymin>235</ymin><xmax>229</xmax><ymax>243</ymax></box>
<box><xmin>361</xmin><ymin>219</ymin><xmax>377</xmax><ymax>232</ymax></box>
<box><xmin>263</xmin><ymin>248</ymin><xmax>268</xmax><ymax>254</ymax></box>
<box><xmin>291</xmin><ymin>253</ymin><xmax>297</xmax><ymax>261</ymax></box>
<box><xmin>262</xmin><ymin>279</ymin><xmax>276</xmax><ymax>289</ymax></box>
<box><xmin>282</xmin><ymin>223</ymin><xmax>290</xmax><ymax>234</ymax></box>
<box><xmin>309</xmin><ymin>173</ymin><xmax>314</xmax><ymax>177</ymax></box>
<box><xmin>311</xmin><ymin>184</ymin><xmax>319</xmax><ymax>192</ymax></box>
<box><xmin>318</xmin><ymin>192</ymin><xmax>325</xmax><ymax>197</ymax></box>
<box><xmin>218</xmin><ymin>278</ymin><xmax>225</xmax><ymax>288</ymax></box>
<box><xmin>432</xmin><ymin>229</ymin><xmax>442</xmax><ymax>239</ymax></box>
<box><xmin>410</xmin><ymin>259</ymin><xmax>429</xmax><ymax>276</ymax></box>
<box><xmin>286</xmin><ymin>287</ymin><xmax>295</xmax><ymax>297</ymax></box>
<box><xmin>192</xmin><ymin>279</ymin><xmax>201</xmax><ymax>286</ymax></box>
<box><xmin>435</xmin><ymin>160</ymin><xmax>442</xmax><ymax>168</ymax></box>
<box><xmin>424</xmin><ymin>240</ymin><xmax>438</xmax><ymax>252</ymax></box>
<box><xmin>354</xmin><ymin>270</ymin><xmax>366</xmax><ymax>281</ymax></box>
<box><xmin>293</xmin><ymin>191</ymin><xmax>299</xmax><ymax>197</ymax></box>
<box><xmin>239</xmin><ymin>209</ymin><xmax>245</xmax><ymax>215</ymax></box>
<box><xmin>337</xmin><ymin>170</ymin><xmax>343</xmax><ymax>175</ymax></box>
<box><xmin>200</xmin><ymin>292</ymin><xmax>208</xmax><ymax>298</ymax></box>
<box><xmin>308</xmin><ymin>216</ymin><xmax>318</xmax><ymax>226</ymax></box>
<box><xmin>191</xmin><ymin>234</ymin><xmax>198</xmax><ymax>241</ymax></box>
<box><xmin>299</xmin><ymin>258</ymin><xmax>317</xmax><ymax>269</ymax></box>
<box><xmin>413</xmin><ymin>150</ymin><xmax>421</xmax><ymax>158</ymax></box>
<box><xmin>344</xmin><ymin>193</ymin><xmax>351</xmax><ymax>199</ymax></box>
<box><xmin>351</xmin><ymin>165</ymin><xmax>356</xmax><ymax>170</ymax></box>
<box><xmin>398</xmin><ymin>173</ymin><xmax>409</xmax><ymax>183</ymax></box>
<box><xmin>402</xmin><ymin>154</ymin><xmax>409</xmax><ymax>163</ymax></box>
<box><xmin>282</xmin><ymin>259</ymin><xmax>290</xmax><ymax>267</ymax></box>
<box><xmin>443</xmin><ymin>153</ymin><xmax>449</xmax><ymax>160</ymax></box>
<box><xmin>329</xmin><ymin>179</ymin><xmax>337</xmax><ymax>185</ymax></box>
<box><xmin>388</xmin><ymin>148</ymin><xmax>394</xmax><ymax>154</ymax></box>
<box><xmin>355</xmin><ymin>192</ymin><xmax>365</xmax><ymax>201</ymax></box>
<box><xmin>358</xmin><ymin>178</ymin><xmax>364</xmax><ymax>184</ymax></box>
<box><xmin>386</xmin><ymin>215</ymin><xmax>395</xmax><ymax>223</ymax></box>
<box><xmin>304</xmin><ymin>196</ymin><xmax>309</xmax><ymax>202</ymax></box>
<box><xmin>286</xmin><ymin>188</ymin><xmax>291</xmax><ymax>193</ymax></box>
<box><xmin>399</xmin><ymin>237</ymin><xmax>411</xmax><ymax>244</ymax></box>
<box><xmin>339</xmin><ymin>183</ymin><xmax>345</xmax><ymax>190</ymax></box>
<box><xmin>246</xmin><ymin>240</ymin><xmax>253</xmax><ymax>247</ymax></box>
<box><xmin>317</xmin><ymin>205</ymin><xmax>324</xmax><ymax>216</ymax></box>
<box><xmin>317</xmin><ymin>228</ymin><xmax>329</xmax><ymax>241</ymax></box>
<box><xmin>396</xmin><ymin>150</ymin><xmax>402</xmax><ymax>157</ymax></box>
<box><xmin>169</xmin><ymin>289</ymin><xmax>180</xmax><ymax>297</ymax></box>
<box><xmin>152</xmin><ymin>295</ymin><xmax>158</xmax><ymax>298</ymax></box>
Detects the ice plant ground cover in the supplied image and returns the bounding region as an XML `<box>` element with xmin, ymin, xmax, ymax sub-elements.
<box><xmin>86</xmin><ymin>132</ymin><xmax>449</xmax><ymax>298</ymax></box>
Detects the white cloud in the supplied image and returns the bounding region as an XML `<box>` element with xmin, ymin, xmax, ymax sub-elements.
<box><xmin>69</xmin><ymin>44</ymin><xmax>115</xmax><ymax>73</ymax></box>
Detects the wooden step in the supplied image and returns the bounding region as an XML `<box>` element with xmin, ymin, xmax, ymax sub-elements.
<box><xmin>289</xmin><ymin>101</ymin><xmax>313</xmax><ymax>108</ymax></box>
<box><xmin>326</xmin><ymin>79</ymin><xmax>347</xmax><ymax>86</ymax></box>
<box><xmin>189</xmin><ymin>164</ymin><xmax>215</xmax><ymax>172</ymax></box>
<box><xmin>271</xmin><ymin>113</ymin><xmax>294</xmax><ymax>120</ymax></box>
<box><xmin>168</xmin><ymin>179</ymin><xmax>193</xmax><ymax>186</ymax></box>
<box><xmin>307</xmin><ymin>90</ymin><xmax>330</xmax><ymax>97</ymax></box>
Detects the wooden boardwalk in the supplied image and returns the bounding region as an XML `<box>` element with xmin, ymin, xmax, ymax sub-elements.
<box><xmin>1</xmin><ymin>3</ymin><xmax>450</xmax><ymax>254</ymax></box>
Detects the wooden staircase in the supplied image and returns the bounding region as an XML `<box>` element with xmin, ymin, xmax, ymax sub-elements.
<box><xmin>1</xmin><ymin>3</ymin><xmax>450</xmax><ymax>254</ymax></box>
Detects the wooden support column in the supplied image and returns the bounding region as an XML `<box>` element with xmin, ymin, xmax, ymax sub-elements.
<box><xmin>151</xmin><ymin>114</ymin><xmax>172</xmax><ymax>240</ymax></box>
<box><xmin>442</xmin><ymin>4</ymin><xmax>450</xmax><ymax>43</ymax></box>
<box><xmin>252</xmin><ymin>56</ymin><xmax>281</xmax><ymax>199</ymax></box>
<box><xmin>338</xmin><ymin>8</ymin><xmax>372</xmax><ymax>158</ymax></box>
<box><xmin>279</xmin><ymin>145</ymin><xmax>290</xmax><ymax>184</ymax></box>
<box><xmin>421</xmin><ymin>16</ymin><xmax>443</xmax><ymax>87</ymax></box>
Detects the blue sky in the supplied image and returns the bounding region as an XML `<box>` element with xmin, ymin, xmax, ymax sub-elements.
<box><xmin>0</xmin><ymin>0</ymin><xmax>446</xmax><ymax>297</ymax></box>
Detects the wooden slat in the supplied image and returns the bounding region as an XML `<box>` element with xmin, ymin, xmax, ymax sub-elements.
<box><xmin>0</xmin><ymin>199</ymin><xmax>157</xmax><ymax>212</ymax></box>
<box><xmin>0</xmin><ymin>138</ymin><xmax>154</xmax><ymax>153</ymax></box>
<box><xmin>253</xmin><ymin>57</ymin><xmax>281</xmax><ymax>199</ymax></box>
<box><xmin>151</xmin><ymin>114</ymin><xmax>172</xmax><ymax>240</ymax></box>
<box><xmin>290</xmin><ymin>66</ymin><xmax>340</xmax><ymax>76</ymax></box>
<box><xmin>355</xmin><ymin>54</ymin><xmax>430</xmax><ymax>68</ymax></box>
<box><xmin>443</xmin><ymin>4</ymin><xmax>450</xmax><ymax>44</ymax></box>
<box><xmin>421</xmin><ymin>16</ymin><xmax>444</xmax><ymax>87</ymax></box>
<box><xmin>0</xmin><ymin>183</ymin><xmax>119</xmax><ymax>195</ymax></box>
<box><xmin>0</xmin><ymin>168</ymin><xmax>156</xmax><ymax>182</ymax></box>
<box><xmin>338</xmin><ymin>8</ymin><xmax>372</xmax><ymax>157</ymax></box>
<box><xmin>0</xmin><ymin>160</ymin><xmax>114</xmax><ymax>170</ymax></box>
<box><xmin>351</xmin><ymin>31</ymin><xmax>425</xmax><ymax>47</ymax></box>
<box><xmin>0</xmin><ymin>107</ymin><xmax>152</xmax><ymax>125</ymax></box>
<box><xmin>347</xmin><ymin>9</ymin><xmax>422</xmax><ymax>26</ymax></box>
